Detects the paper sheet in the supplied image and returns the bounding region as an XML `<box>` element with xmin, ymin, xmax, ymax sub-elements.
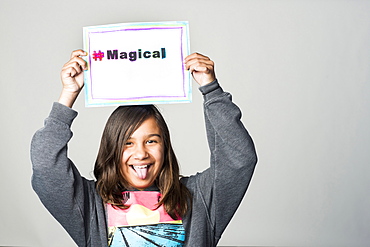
<box><xmin>83</xmin><ymin>21</ymin><xmax>191</xmax><ymax>107</ymax></box>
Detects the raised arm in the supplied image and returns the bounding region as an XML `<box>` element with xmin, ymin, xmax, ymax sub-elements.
<box><xmin>184</xmin><ymin>53</ymin><xmax>258</xmax><ymax>242</ymax></box>
<box><xmin>30</xmin><ymin>50</ymin><xmax>106</xmax><ymax>246</ymax></box>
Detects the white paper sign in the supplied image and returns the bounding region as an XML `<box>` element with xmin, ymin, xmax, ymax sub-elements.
<box><xmin>83</xmin><ymin>21</ymin><xmax>191</xmax><ymax>107</ymax></box>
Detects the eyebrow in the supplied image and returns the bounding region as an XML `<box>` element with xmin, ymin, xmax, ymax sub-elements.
<box><xmin>127</xmin><ymin>134</ymin><xmax>162</xmax><ymax>139</ymax></box>
<box><xmin>148</xmin><ymin>134</ymin><xmax>161</xmax><ymax>138</ymax></box>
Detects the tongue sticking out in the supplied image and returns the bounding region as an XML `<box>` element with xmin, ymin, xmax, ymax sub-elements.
<box><xmin>134</xmin><ymin>165</ymin><xmax>148</xmax><ymax>180</ymax></box>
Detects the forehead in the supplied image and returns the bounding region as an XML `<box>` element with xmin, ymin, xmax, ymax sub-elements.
<box><xmin>130</xmin><ymin>117</ymin><xmax>161</xmax><ymax>138</ymax></box>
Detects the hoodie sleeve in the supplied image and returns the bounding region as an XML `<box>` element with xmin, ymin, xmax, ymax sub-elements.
<box><xmin>196</xmin><ymin>80</ymin><xmax>258</xmax><ymax>240</ymax></box>
<box><xmin>30</xmin><ymin>102</ymin><xmax>93</xmax><ymax>246</ymax></box>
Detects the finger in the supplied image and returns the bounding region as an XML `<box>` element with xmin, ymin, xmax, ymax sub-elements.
<box><xmin>62</xmin><ymin>62</ymin><xmax>82</xmax><ymax>75</ymax></box>
<box><xmin>188</xmin><ymin>64</ymin><xmax>214</xmax><ymax>76</ymax></box>
<box><xmin>184</xmin><ymin>55</ymin><xmax>213</xmax><ymax>69</ymax></box>
<box><xmin>185</xmin><ymin>59</ymin><xmax>214</xmax><ymax>72</ymax></box>
<box><xmin>185</xmin><ymin>58</ymin><xmax>214</xmax><ymax>68</ymax></box>
<box><xmin>184</xmin><ymin>52</ymin><xmax>210</xmax><ymax>62</ymax></box>
<box><xmin>64</xmin><ymin>57</ymin><xmax>87</xmax><ymax>71</ymax></box>
<box><xmin>189</xmin><ymin>64</ymin><xmax>213</xmax><ymax>75</ymax></box>
<box><xmin>188</xmin><ymin>62</ymin><xmax>214</xmax><ymax>74</ymax></box>
<box><xmin>70</xmin><ymin>49</ymin><xmax>87</xmax><ymax>59</ymax></box>
<box><xmin>61</xmin><ymin>66</ymin><xmax>79</xmax><ymax>79</ymax></box>
<box><xmin>62</xmin><ymin>59</ymin><xmax>88</xmax><ymax>78</ymax></box>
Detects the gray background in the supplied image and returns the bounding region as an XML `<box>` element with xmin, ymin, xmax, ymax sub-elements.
<box><xmin>1</xmin><ymin>0</ymin><xmax>369</xmax><ymax>246</ymax></box>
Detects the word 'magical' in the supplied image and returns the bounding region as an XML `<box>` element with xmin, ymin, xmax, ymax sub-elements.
<box><xmin>92</xmin><ymin>48</ymin><xmax>166</xmax><ymax>62</ymax></box>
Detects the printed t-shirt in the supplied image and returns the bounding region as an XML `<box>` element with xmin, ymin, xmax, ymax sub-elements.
<box><xmin>107</xmin><ymin>189</ymin><xmax>185</xmax><ymax>247</ymax></box>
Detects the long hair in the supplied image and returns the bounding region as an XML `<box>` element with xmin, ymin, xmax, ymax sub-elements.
<box><xmin>94</xmin><ymin>105</ymin><xmax>191</xmax><ymax>219</ymax></box>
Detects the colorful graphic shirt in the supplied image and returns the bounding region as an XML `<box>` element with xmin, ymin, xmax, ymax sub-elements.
<box><xmin>107</xmin><ymin>190</ymin><xmax>185</xmax><ymax>247</ymax></box>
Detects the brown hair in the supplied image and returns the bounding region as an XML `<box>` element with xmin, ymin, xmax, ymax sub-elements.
<box><xmin>94</xmin><ymin>105</ymin><xmax>191</xmax><ymax>219</ymax></box>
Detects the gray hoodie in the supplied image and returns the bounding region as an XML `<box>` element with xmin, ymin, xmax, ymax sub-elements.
<box><xmin>31</xmin><ymin>80</ymin><xmax>257</xmax><ymax>246</ymax></box>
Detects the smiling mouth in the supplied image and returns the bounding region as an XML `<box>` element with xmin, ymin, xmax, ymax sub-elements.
<box><xmin>130</xmin><ymin>164</ymin><xmax>151</xmax><ymax>180</ymax></box>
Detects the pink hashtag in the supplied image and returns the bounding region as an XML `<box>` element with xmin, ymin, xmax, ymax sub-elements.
<box><xmin>92</xmin><ymin>50</ymin><xmax>104</xmax><ymax>61</ymax></box>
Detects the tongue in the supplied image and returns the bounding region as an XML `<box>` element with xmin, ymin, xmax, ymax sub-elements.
<box><xmin>134</xmin><ymin>166</ymin><xmax>148</xmax><ymax>180</ymax></box>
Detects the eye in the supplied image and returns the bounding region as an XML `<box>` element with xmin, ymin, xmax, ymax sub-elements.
<box><xmin>146</xmin><ymin>140</ymin><xmax>157</xmax><ymax>144</ymax></box>
<box><xmin>125</xmin><ymin>141</ymin><xmax>133</xmax><ymax>146</ymax></box>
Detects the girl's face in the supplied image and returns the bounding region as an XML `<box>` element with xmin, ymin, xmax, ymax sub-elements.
<box><xmin>121</xmin><ymin>117</ymin><xmax>164</xmax><ymax>190</ymax></box>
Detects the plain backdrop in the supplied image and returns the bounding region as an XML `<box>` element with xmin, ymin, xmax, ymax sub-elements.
<box><xmin>1</xmin><ymin>0</ymin><xmax>369</xmax><ymax>246</ymax></box>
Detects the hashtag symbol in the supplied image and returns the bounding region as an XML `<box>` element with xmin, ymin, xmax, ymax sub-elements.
<box><xmin>92</xmin><ymin>50</ymin><xmax>104</xmax><ymax>61</ymax></box>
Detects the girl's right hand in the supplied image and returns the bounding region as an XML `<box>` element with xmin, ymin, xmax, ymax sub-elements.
<box><xmin>59</xmin><ymin>50</ymin><xmax>87</xmax><ymax>108</ymax></box>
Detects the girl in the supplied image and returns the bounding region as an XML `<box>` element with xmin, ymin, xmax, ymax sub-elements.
<box><xmin>31</xmin><ymin>50</ymin><xmax>257</xmax><ymax>247</ymax></box>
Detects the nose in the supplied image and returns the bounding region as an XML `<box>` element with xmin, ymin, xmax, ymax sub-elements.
<box><xmin>133</xmin><ymin>144</ymin><xmax>148</xmax><ymax>160</ymax></box>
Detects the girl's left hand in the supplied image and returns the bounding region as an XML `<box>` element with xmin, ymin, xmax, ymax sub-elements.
<box><xmin>184</xmin><ymin>53</ymin><xmax>216</xmax><ymax>87</ymax></box>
